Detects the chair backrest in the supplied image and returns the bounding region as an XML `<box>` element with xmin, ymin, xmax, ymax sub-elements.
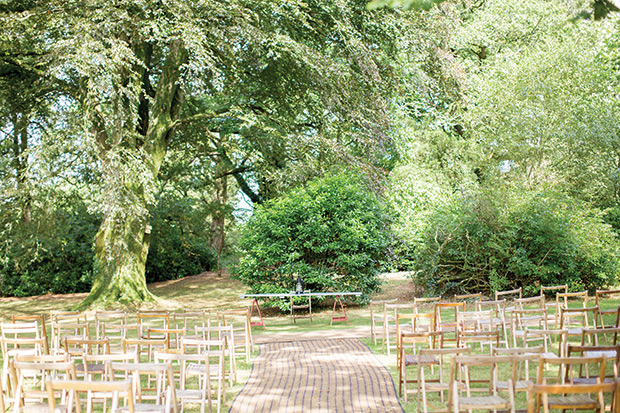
<box><xmin>146</xmin><ymin>328</ymin><xmax>185</xmax><ymax>350</ymax></box>
<box><xmin>454</xmin><ymin>293</ymin><xmax>483</xmax><ymax>311</ymax></box>
<box><xmin>137</xmin><ymin>311</ymin><xmax>170</xmax><ymax>337</ymax></box>
<box><xmin>515</xmin><ymin>295</ymin><xmax>545</xmax><ymax>310</ymax></box>
<box><xmin>457</xmin><ymin>330</ymin><xmax>500</xmax><ymax>352</ymax></box>
<box><xmin>82</xmin><ymin>351</ymin><xmax>139</xmax><ymax>379</ymax></box>
<box><xmin>0</xmin><ymin>321</ymin><xmax>48</xmax><ymax>356</ymax></box>
<box><xmin>11</xmin><ymin>314</ymin><xmax>48</xmax><ymax>346</ymax></box>
<box><xmin>172</xmin><ymin>309</ymin><xmax>211</xmax><ymax>330</ymax></box>
<box><xmin>495</xmin><ymin>287</ymin><xmax>522</xmax><ymax>302</ymax></box>
<box><xmin>557</xmin><ymin>291</ymin><xmax>588</xmax><ymax>310</ymax></box>
<box><xmin>399</xmin><ymin>331</ymin><xmax>442</xmax><ymax>359</ymax></box>
<box><xmin>537</xmin><ymin>355</ymin><xmax>607</xmax><ymax>386</ymax></box>
<box><xmin>414</xmin><ymin>296</ymin><xmax>441</xmax><ymax>312</ymax></box>
<box><xmin>581</xmin><ymin>327</ymin><xmax>620</xmax><ymax>347</ymax></box>
<box><xmin>46</xmin><ymin>378</ymin><xmax>134</xmax><ymax>413</ymax></box>
<box><xmin>457</xmin><ymin>309</ymin><xmax>493</xmax><ymax>332</ymax></box>
<box><xmin>94</xmin><ymin>310</ymin><xmax>127</xmax><ymax>339</ymax></box>
<box><xmin>540</xmin><ymin>284</ymin><xmax>568</xmax><ymax>297</ymax></box>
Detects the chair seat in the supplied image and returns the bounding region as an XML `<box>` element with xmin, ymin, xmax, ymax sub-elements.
<box><xmin>459</xmin><ymin>395</ymin><xmax>510</xmax><ymax>409</ymax></box>
<box><xmin>584</xmin><ymin>350</ymin><xmax>617</xmax><ymax>359</ymax></box>
<box><xmin>404</xmin><ymin>354</ymin><xmax>438</xmax><ymax>366</ymax></box>
<box><xmin>547</xmin><ymin>395</ymin><xmax>597</xmax><ymax>409</ymax></box>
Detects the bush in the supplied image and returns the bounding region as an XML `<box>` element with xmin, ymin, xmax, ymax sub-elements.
<box><xmin>233</xmin><ymin>172</ymin><xmax>392</xmax><ymax>308</ymax></box>
<box><xmin>0</xmin><ymin>199</ymin><xmax>98</xmax><ymax>297</ymax></box>
<box><xmin>145</xmin><ymin>196</ymin><xmax>216</xmax><ymax>283</ymax></box>
<box><xmin>413</xmin><ymin>189</ymin><xmax>620</xmax><ymax>296</ymax></box>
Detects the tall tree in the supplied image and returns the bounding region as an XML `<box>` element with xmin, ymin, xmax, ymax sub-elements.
<box><xmin>1</xmin><ymin>0</ymin><xmax>404</xmax><ymax>307</ymax></box>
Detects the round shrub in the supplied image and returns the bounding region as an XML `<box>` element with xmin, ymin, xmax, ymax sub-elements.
<box><xmin>233</xmin><ymin>172</ymin><xmax>392</xmax><ymax>307</ymax></box>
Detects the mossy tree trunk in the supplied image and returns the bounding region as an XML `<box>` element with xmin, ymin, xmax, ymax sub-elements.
<box><xmin>78</xmin><ymin>39</ymin><xmax>187</xmax><ymax>309</ymax></box>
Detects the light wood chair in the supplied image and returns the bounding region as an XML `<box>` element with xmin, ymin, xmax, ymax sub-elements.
<box><xmin>522</xmin><ymin>328</ymin><xmax>568</xmax><ymax>358</ymax></box>
<box><xmin>413</xmin><ymin>296</ymin><xmax>441</xmax><ymax>313</ymax></box>
<box><xmin>110</xmin><ymin>361</ymin><xmax>178</xmax><ymax>413</ymax></box>
<box><xmin>137</xmin><ymin>311</ymin><xmax>171</xmax><ymax>340</ymax></box>
<box><xmin>559</xmin><ymin>306</ymin><xmax>599</xmax><ymax>341</ymax></box>
<box><xmin>475</xmin><ymin>299</ymin><xmax>509</xmax><ymax>347</ymax></box>
<box><xmin>595</xmin><ymin>289</ymin><xmax>620</xmax><ymax>329</ymax></box>
<box><xmin>46</xmin><ymin>378</ymin><xmax>135</xmax><ymax>413</ymax></box>
<box><xmin>156</xmin><ymin>345</ymin><xmax>226</xmax><ymax>413</ymax></box>
<box><xmin>94</xmin><ymin>310</ymin><xmax>127</xmax><ymax>339</ymax></box>
<box><xmin>11</xmin><ymin>315</ymin><xmax>48</xmax><ymax>350</ymax></box>
<box><xmin>511</xmin><ymin>308</ymin><xmax>549</xmax><ymax>348</ymax></box>
<box><xmin>495</xmin><ymin>287</ymin><xmax>522</xmax><ymax>312</ymax></box>
<box><xmin>193</xmin><ymin>326</ymin><xmax>236</xmax><ymax>385</ymax></box>
<box><xmin>172</xmin><ymin>310</ymin><xmax>211</xmax><ymax>331</ymax></box>
<box><xmin>457</xmin><ymin>330</ymin><xmax>501</xmax><ymax>353</ymax></box>
<box><xmin>448</xmin><ymin>354</ymin><xmax>516</xmax><ymax>413</ymax></box>
<box><xmin>398</xmin><ymin>331</ymin><xmax>442</xmax><ymax>403</ymax></box>
<box><xmin>417</xmin><ymin>346</ymin><xmax>470</xmax><ymax>413</ymax></box>
<box><xmin>369</xmin><ymin>299</ymin><xmax>397</xmax><ymax>346</ymax></box>
<box><xmin>122</xmin><ymin>338</ymin><xmax>169</xmax><ymax>363</ymax></box>
<box><xmin>396</xmin><ymin>312</ymin><xmax>434</xmax><ymax>367</ymax></box>
<box><xmin>12</xmin><ymin>360</ymin><xmax>77</xmax><ymax>413</ymax></box>
<box><xmin>433</xmin><ymin>302</ymin><xmax>465</xmax><ymax>345</ymax></box>
<box><xmin>1</xmin><ymin>321</ymin><xmax>49</xmax><ymax>395</ymax></box>
<box><xmin>217</xmin><ymin>309</ymin><xmax>252</xmax><ymax>363</ymax></box>
<box><xmin>383</xmin><ymin>303</ymin><xmax>415</xmax><ymax>356</ymax></box>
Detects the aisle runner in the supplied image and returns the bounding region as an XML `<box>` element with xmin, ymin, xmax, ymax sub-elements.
<box><xmin>229</xmin><ymin>339</ymin><xmax>404</xmax><ymax>413</ymax></box>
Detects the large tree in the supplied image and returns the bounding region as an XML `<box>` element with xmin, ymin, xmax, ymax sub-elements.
<box><xmin>1</xmin><ymin>0</ymin><xmax>404</xmax><ymax>307</ymax></box>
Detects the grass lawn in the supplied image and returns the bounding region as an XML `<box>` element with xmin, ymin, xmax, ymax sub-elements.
<box><xmin>1</xmin><ymin>271</ymin><xmax>619</xmax><ymax>412</ymax></box>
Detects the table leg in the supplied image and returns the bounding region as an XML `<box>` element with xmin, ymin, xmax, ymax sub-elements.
<box><xmin>249</xmin><ymin>298</ymin><xmax>266</xmax><ymax>329</ymax></box>
<box><xmin>331</xmin><ymin>295</ymin><xmax>349</xmax><ymax>326</ymax></box>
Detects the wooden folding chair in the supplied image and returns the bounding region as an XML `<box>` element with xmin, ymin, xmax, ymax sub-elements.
<box><xmin>413</xmin><ymin>296</ymin><xmax>441</xmax><ymax>313</ymax></box>
<box><xmin>495</xmin><ymin>287</ymin><xmax>522</xmax><ymax>312</ymax></box>
<box><xmin>475</xmin><ymin>299</ymin><xmax>509</xmax><ymax>347</ymax></box>
<box><xmin>290</xmin><ymin>292</ymin><xmax>312</xmax><ymax>324</ymax></box>
<box><xmin>418</xmin><ymin>346</ymin><xmax>470</xmax><ymax>413</ymax></box>
<box><xmin>217</xmin><ymin>309</ymin><xmax>252</xmax><ymax>363</ymax></box>
<box><xmin>11</xmin><ymin>315</ymin><xmax>48</xmax><ymax>350</ymax></box>
<box><xmin>567</xmin><ymin>344</ymin><xmax>620</xmax><ymax>383</ymax></box>
<box><xmin>433</xmin><ymin>302</ymin><xmax>465</xmax><ymax>345</ymax></box>
<box><xmin>396</xmin><ymin>312</ymin><xmax>434</xmax><ymax>367</ymax></box>
<box><xmin>457</xmin><ymin>330</ymin><xmax>500</xmax><ymax>353</ymax></box>
<box><xmin>522</xmin><ymin>328</ymin><xmax>568</xmax><ymax>358</ymax></box>
<box><xmin>137</xmin><ymin>311</ymin><xmax>170</xmax><ymax>339</ymax></box>
<box><xmin>172</xmin><ymin>310</ymin><xmax>211</xmax><ymax>331</ymax></box>
<box><xmin>110</xmin><ymin>361</ymin><xmax>178</xmax><ymax>413</ymax></box>
<box><xmin>156</xmin><ymin>345</ymin><xmax>226</xmax><ymax>413</ymax></box>
<box><xmin>511</xmin><ymin>308</ymin><xmax>549</xmax><ymax>348</ymax></box>
<box><xmin>369</xmin><ymin>299</ymin><xmax>397</xmax><ymax>346</ymax></box>
<box><xmin>559</xmin><ymin>306</ymin><xmax>599</xmax><ymax>342</ymax></box>
<box><xmin>193</xmin><ymin>326</ymin><xmax>236</xmax><ymax>385</ymax></box>
<box><xmin>383</xmin><ymin>303</ymin><xmax>415</xmax><ymax>356</ymax></box>
<box><xmin>448</xmin><ymin>354</ymin><xmax>516</xmax><ymax>413</ymax></box>
<box><xmin>94</xmin><ymin>310</ymin><xmax>127</xmax><ymax>340</ymax></box>
<box><xmin>12</xmin><ymin>360</ymin><xmax>77</xmax><ymax>413</ymax></box>
<box><xmin>1</xmin><ymin>321</ymin><xmax>49</xmax><ymax>395</ymax></box>
<box><xmin>398</xmin><ymin>331</ymin><xmax>442</xmax><ymax>403</ymax></box>
<box><xmin>46</xmin><ymin>378</ymin><xmax>135</xmax><ymax>413</ymax></box>
<box><xmin>596</xmin><ymin>289</ymin><xmax>620</xmax><ymax>329</ymax></box>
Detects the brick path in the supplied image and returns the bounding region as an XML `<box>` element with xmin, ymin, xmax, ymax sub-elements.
<box><xmin>229</xmin><ymin>338</ymin><xmax>403</xmax><ymax>413</ymax></box>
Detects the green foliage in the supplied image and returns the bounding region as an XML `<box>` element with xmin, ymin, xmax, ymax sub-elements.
<box><xmin>412</xmin><ymin>188</ymin><xmax>620</xmax><ymax>297</ymax></box>
<box><xmin>145</xmin><ymin>196</ymin><xmax>216</xmax><ymax>283</ymax></box>
<box><xmin>234</xmin><ymin>173</ymin><xmax>391</xmax><ymax>307</ymax></box>
<box><xmin>0</xmin><ymin>199</ymin><xmax>98</xmax><ymax>297</ymax></box>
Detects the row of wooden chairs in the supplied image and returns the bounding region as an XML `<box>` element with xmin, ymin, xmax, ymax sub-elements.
<box><xmin>3</xmin><ymin>335</ymin><xmax>229</xmax><ymax>413</ymax></box>
<box><xmin>372</xmin><ymin>286</ymin><xmax>620</xmax><ymax>355</ymax></box>
<box><xmin>398</xmin><ymin>328</ymin><xmax>620</xmax><ymax>412</ymax></box>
